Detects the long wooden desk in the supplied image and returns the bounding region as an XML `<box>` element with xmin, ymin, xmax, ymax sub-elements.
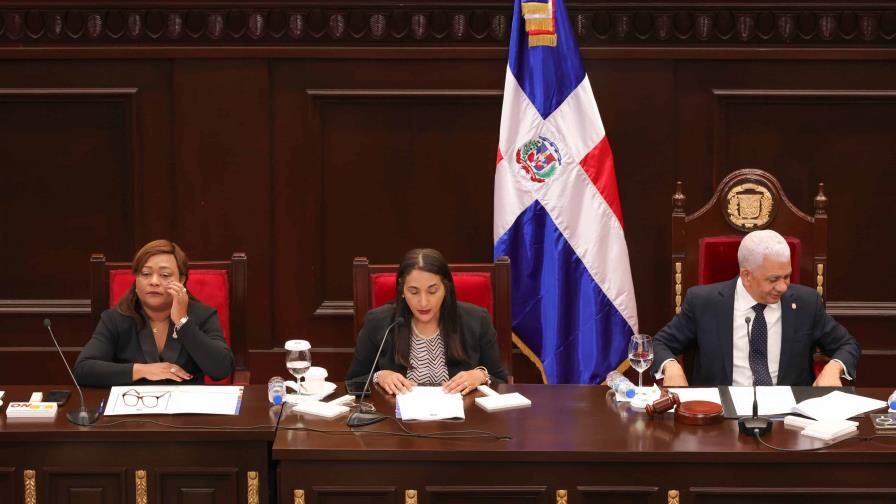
<box><xmin>0</xmin><ymin>385</ymin><xmax>281</xmax><ymax>504</ymax></box>
<box><xmin>274</xmin><ymin>384</ymin><xmax>896</xmax><ymax>504</ymax></box>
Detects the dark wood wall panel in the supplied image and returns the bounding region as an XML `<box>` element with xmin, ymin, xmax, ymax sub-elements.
<box><xmin>0</xmin><ymin>89</ymin><xmax>135</xmax><ymax>299</ymax></box>
<box><xmin>0</xmin><ymin>1</ymin><xmax>894</xmax><ymax>386</ymax></box>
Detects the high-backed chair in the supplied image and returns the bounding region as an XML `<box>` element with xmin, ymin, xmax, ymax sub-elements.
<box><xmin>672</xmin><ymin>168</ymin><xmax>828</xmax><ymax>315</ymax></box>
<box><xmin>90</xmin><ymin>252</ymin><xmax>249</xmax><ymax>385</ymax></box>
<box><xmin>671</xmin><ymin>169</ymin><xmax>830</xmax><ymax>377</ymax></box>
<box><xmin>352</xmin><ymin>256</ymin><xmax>513</xmax><ymax>380</ymax></box>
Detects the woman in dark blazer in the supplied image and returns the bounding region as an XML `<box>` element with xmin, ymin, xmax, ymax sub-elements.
<box><xmin>74</xmin><ymin>240</ymin><xmax>234</xmax><ymax>387</ymax></box>
<box><xmin>346</xmin><ymin>248</ymin><xmax>508</xmax><ymax>395</ymax></box>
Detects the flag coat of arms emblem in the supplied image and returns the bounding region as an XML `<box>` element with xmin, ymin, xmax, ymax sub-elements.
<box><xmin>494</xmin><ymin>0</ymin><xmax>638</xmax><ymax>384</ymax></box>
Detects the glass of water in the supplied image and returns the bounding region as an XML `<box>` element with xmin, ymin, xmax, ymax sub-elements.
<box><xmin>628</xmin><ymin>334</ymin><xmax>653</xmax><ymax>394</ymax></box>
<box><xmin>285</xmin><ymin>340</ymin><xmax>312</xmax><ymax>393</ymax></box>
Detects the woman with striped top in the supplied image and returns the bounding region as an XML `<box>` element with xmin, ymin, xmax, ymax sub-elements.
<box><xmin>346</xmin><ymin>248</ymin><xmax>508</xmax><ymax>395</ymax></box>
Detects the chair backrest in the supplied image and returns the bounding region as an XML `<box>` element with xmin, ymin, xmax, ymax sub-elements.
<box><xmin>352</xmin><ymin>256</ymin><xmax>513</xmax><ymax>378</ymax></box>
<box><xmin>672</xmin><ymin>168</ymin><xmax>828</xmax><ymax>315</ymax></box>
<box><xmin>90</xmin><ymin>252</ymin><xmax>249</xmax><ymax>384</ymax></box>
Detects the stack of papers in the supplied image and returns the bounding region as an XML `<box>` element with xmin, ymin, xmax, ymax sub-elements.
<box><xmin>396</xmin><ymin>386</ymin><xmax>464</xmax><ymax>421</ymax></box>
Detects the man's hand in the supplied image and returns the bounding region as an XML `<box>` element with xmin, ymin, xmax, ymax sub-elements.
<box><xmin>659</xmin><ymin>360</ymin><xmax>689</xmax><ymax>387</ymax></box>
<box><xmin>813</xmin><ymin>360</ymin><xmax>844</xmax><ymax>387</ymax></box>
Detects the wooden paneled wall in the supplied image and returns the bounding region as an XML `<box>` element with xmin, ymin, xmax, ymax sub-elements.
<box><xmin>1</xmin><ymin>1</ymin><xmax>894</xmax><ymax>386</ymax></box>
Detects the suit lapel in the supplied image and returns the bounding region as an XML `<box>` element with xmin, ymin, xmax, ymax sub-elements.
<box><xmin>718</xmin><ymin>279</ymin><xmax>737</xmax><ymax>385</ymax></box>
<box><xmin>778</xmin><ymin>288</ymin><xmax>796</xmax><ymax>384</ymax></box>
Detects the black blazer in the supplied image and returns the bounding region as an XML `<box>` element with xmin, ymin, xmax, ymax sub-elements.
<box><xmin>74</xmin><ymin>300</ymin><xmax>234</xmax><ymax>387</ymax></box>
<box><xmin>345</xmin><ymin>301</ymin><xmax>509</xmax><ymax>384</ymax></box>
<box><xmin>652</xmin><ymin>278</ymin><xmax>860</xmax><ymax>386</ymax></box>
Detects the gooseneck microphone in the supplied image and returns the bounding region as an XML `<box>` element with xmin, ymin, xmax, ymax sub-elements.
<box><xmin>346</xmin><ymin>316</ymin><xmax>405</xmax><ymax>427</ymax></box>
<box><xmin>738</xmin><ymin>315</ymin><xmax>772</xmax><ymax>437</ymax></box>
<box><xmin>43</xmin><ymin>319</ymin><xmax>99</xmax><ymax>426</ymax></box>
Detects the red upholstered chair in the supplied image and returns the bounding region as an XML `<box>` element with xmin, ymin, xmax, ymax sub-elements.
<box><xmin>90</xmin><ymin>252</ymin><xmax>249</xmax><ymax>385</ymax></box>
<box><xmin>352</xmin><ymin>256</ymin><xmax>513</xmax><ymax>380</ymax></box>
<box><xmin>671</xmin><ymin>168</ymin><xmax>830</xmax><ymax>376</ymax></box>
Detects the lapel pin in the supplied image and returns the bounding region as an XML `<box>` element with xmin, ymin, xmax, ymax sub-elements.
<box><xmin>791</xmin><ymin>302</ymin><xmax>797</xmax><ymax>310</ymax></box>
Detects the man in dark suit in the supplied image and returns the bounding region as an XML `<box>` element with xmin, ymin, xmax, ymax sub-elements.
<box><xmin>652</xmin><ymin>230</ymin><xmax>859</xmax><ymax>387</ymax></box>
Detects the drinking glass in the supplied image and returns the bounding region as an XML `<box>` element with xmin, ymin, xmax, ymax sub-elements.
<box><xmin>628</xmin><ymin>334</ymin><xmax>654</xmax><ymax>393</ymax></box>
<box><xmin>285</xmin><ymin>340</ymin><xmax>312</xmax><ymax>393</ymax></box>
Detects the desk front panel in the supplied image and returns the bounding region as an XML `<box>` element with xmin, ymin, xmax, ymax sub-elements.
<box><xmin>0</xmin><ymin>385</ymin><xmax>280</xmax><ymax>504</ymax></box>
<box><xmin>274</xmin><ymin>385</ymin><xmax>896</xmax><ymax>504</ymax></box>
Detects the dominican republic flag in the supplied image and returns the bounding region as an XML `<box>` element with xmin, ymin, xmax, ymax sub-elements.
<box><xmin>494</xmin><ymin>0</ymin><xmax>638</xmax><ymax>384</ymax></box>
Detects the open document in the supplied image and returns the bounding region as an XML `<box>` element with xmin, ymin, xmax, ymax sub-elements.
<box><xmin>792</xmin><ymin>390</ymin><xmax>887</xmax><ymax>421</ymax></box>
<box><xmin>396</xmin><ymin>386</ymin><xmax>464</xmax><ymax>421</ymax></box>
<box><xmin>104</xmin><ymin>385</ymin><xmax>243</xmax><ymax>416</ymax></box>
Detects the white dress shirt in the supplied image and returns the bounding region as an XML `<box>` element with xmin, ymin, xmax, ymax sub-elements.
<box><xmin>732</xmin><ymin>278</ymin><xmax>781</xmax><ymax>386</ymax></box>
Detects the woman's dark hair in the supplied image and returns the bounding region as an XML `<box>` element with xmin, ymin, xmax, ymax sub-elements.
<box><xmin>117</xmin><ymin>239</ymin><xmax>190</xmax><ymax>329</ymax></box>
<box><xmin>392</xmin><ymin>248</ymin><xmax>469</xmax><ymax>369</ymax></box>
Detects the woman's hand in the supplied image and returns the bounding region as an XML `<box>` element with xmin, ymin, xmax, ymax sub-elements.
<box><xmin>166</xmin><ymin>281</ymin><xmax>189</xmax><ymax>323</ymax></box>
<box><xmin>376</xmin><ymin>370</ymin><xmax>415</xmax><ymax>395</ymax></box>
<box><xmin>133</xmin><ymin>362</ymin><xmax>193</xmax><ymax>382</ymax></box>
<box><xmin>443</xmin><ymin>369</ymin><xmax>487</xmax><ymax>395</ymax></box>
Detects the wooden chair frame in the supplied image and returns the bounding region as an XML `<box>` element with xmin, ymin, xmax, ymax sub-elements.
<box><xmin>671</xmin><ymin>168</ymin><xmax>828</xmax><ymax>315</ymax></box>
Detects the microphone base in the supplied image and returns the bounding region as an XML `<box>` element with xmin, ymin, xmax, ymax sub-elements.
<box><xmin>738</xmin><ymin>416</ymin><xmax>773</xmax><ymax>437</ymax></box>
<box><xmin>346</xmin><ymin>411</ymin><xmax>387</xmax><ymax>427</ymax></box>
<box><xmin>66</xmin><ymin>409</ymin><xmax>99</xmax><ymax>426</ymax></box>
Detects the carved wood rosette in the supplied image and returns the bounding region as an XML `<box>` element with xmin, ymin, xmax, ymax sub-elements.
<box><xmin>405</xmin><ymin>489</ymin><xmax>418</xmax><ymax>504</ymax></box>
<box><xmin>293</xmin><ymin>489</ymin><xmax>305</xmax><ymax>504</ymax></box>
<box><xmin>557</xmin><ymin>489</ymin><xmax>569</xmax><ymax>504</ymax></box>
<box><xmin>2</xmin><ymin>4</ymin><xmax>895</xmax><ymax>46</ymax></box>
<box><xmin>668</xmin><ymin>489</ymin><xmax>680</xmax><ymax>504</ymax></box>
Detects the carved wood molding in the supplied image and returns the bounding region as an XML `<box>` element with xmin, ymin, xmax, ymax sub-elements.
<box><xmin>0</xmin><ymin>299</ymin><xmax>90</xmax><ymax>314</ymax></box>
<box><xmin>2</xmin><ymin>4</ymin><xmax>896</xmax><ymax>47</ymax></box>
<box><xmin>248</xmin><ymin>471</ymin><xmax>260</xmax><ymax>504</ymax></box>
<box><xmin>826</xmin><ymin>301</ymin><xmax>896</xmax><ymax>317</ymax></box>
<box><xmin>293</xmin><ymin>489</ymin><xmax>305</xmax><ymax>504</ymax></box>
<box><xmin>136</xmin><ymin>469</ymin><xmax>148</xmax><ymax>504</ymax></box>
<box><xmin>24</xmin><ymin>469</ymin><xmax>36</xmax><ymax>504</ymax></box>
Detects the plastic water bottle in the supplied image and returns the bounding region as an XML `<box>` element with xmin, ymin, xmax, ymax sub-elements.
<box><xmin>268</xmin><ymin>376</ymin><xmax>285</xmax><ymax>405</ymax></box>
<box><xmin>888</xmin><ymin>390</ymin><xmax>896</xmax><ymax>412</ymax></box>
<box><xmin>607</xmin><ymin>371</ymin><xmax>636</xmax><ymax>400</ymax></box>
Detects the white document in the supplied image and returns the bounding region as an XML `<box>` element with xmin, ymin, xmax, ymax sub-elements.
<box><xmin>668</xmin><ymin>387</ymin><xmax>722</xmax><ymax>405</ymax></box>
<box><xmin>791</xmin><ymin>391</ymin><xmax>887</xmax><ymax>421</ymax></box>
<box><xmin>396</xmin><ymin>386</ymin><xmax>464</xmax><ymax>421</ymax></box>
<box><xmin>104</xmin><ymin>385</ymin><xmax>243</xmax><ymax>416</ymax></box>
<box><xmin>729</xmin><ymin>386</ymin><xmax>797</xmax><ymax>416</ymax></box>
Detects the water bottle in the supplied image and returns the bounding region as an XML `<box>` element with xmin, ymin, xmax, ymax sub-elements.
<box><xmin>888</xmin><ymin>390</ymin><xmax>896</xmax><ymax>412</ymax></box>
<box><xmin>268</xmin><ymin>376</ymin><xmax>285</xmax><ymax>405</ymax></box>
<box><xmin>607</xmin><ymin>370</ymin><xmax>636</xmax><ymax>400</ymax></box>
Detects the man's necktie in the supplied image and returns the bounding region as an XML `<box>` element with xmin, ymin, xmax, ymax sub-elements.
<box><xmin>749</xmin><ymin>303</ymin><xmax>773</xmax><ymax>386</ymax></box>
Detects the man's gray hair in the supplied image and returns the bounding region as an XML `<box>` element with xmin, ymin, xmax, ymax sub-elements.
<box><xmin>737</xmin><ymin>230</ymin><xmax>790</xmax><ymax>271</ymax></box>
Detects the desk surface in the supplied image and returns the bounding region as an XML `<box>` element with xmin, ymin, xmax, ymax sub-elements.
<box><xmin>0</xmin><ymin>384</ymin><xmax>280</xmax><ymax>442</ymax></box>
<box><xmin>274</xmin><ymin>384</ymin><xmax>896</xmax><ymax>463</ymax></box>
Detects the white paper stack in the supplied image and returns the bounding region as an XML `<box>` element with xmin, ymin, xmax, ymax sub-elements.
<box><xmin>475</xmin><ymin>393</ymin><xmax>531</xmax><ymax>412</ymax></box>
<box><xmin>290</xmin><ymin>400</ymin><xmax>350</xmax><ymax>419</ymax></box>
<box><xmin>6</xmin><ymin>402</ymin><xmax>58</xmax><ymax>418</ymax></box>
